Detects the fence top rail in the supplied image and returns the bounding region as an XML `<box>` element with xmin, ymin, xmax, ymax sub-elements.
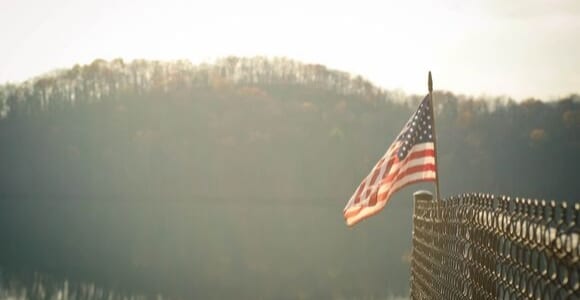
<box><xmin>415</xmin><ymin>192</ymin><xmax>578</xmax><ymax>217</ymax></box>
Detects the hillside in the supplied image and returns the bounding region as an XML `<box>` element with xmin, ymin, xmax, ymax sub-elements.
<box><xmin>1</xmin><ymin>57</ymin><xmax>579</xmax><ymax>200</ymax></box>
<box><xmin>0</xmin><ymin>57</ymin><xmax>579</xmax><ymax>298</ymax></box>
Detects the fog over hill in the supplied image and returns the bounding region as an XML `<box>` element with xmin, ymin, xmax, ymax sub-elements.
<box><xmin>1</xmin><ymin>57</ymin><xmax>578</xmax><ymax>200</ymax></box>
<box><xmin>0</xmin><ymin>57</ymin><xmax>578</xmax><ymax>299</ymax></box>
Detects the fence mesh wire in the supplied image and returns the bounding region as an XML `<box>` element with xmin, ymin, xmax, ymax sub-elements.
<box><xmin>410</xmin><ymin>193</ymin><xmax>579</xmax><ymax>300</ymax></box>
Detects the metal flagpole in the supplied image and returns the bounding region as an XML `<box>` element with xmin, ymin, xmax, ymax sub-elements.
<box><xmin>428</xmin><ymin>71</ymin><xmax>441</xmax><ymax>201</ymax></box>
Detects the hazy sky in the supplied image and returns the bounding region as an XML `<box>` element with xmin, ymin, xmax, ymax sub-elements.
<box><xmin>1</xmin><ymin>0</ymin><xmax>579</xmax><ymax>100</ymax></box>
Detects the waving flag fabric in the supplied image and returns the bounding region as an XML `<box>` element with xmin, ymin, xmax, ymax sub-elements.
<box><xmin>344</xmin><ymin>94</ymin><xmax>437</xmax><ymax>226</ymax></box>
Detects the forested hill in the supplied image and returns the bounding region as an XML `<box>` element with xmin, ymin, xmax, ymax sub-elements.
<box><xmin>0</xmin><ymin>57</ymin><xmax>578</xmax><ymax>201</ymax></box>
<box><xmin>0</xmin><ymin>57</ymin><xmax>579</xmax><ymax>299</ymax></box>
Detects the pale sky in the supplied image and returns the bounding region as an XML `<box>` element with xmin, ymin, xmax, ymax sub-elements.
<box><xmin>0</xmin><ymin>0</ymin><xmax>579</xmax><ymax>100</ymax></box>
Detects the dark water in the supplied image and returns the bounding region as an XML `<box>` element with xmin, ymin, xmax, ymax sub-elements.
<box><xmin>0</xmin><ymin>194</ymin><xmax>416</xmax><ymax>299</ymax></box>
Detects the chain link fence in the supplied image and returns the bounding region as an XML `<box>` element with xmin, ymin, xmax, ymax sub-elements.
<box><xmin>410</xmin><ymin>191</ymin><xmax>579</xmax><ymax>300</ymax></box>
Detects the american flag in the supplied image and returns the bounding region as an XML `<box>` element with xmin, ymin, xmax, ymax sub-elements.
<box><xmin>343</xmin><ymin>94</ymin><xmax>437</xmax><ymax>226</ymax></box>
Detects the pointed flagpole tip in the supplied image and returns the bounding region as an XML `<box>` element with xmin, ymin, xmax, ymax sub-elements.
<box><xmin>428</xmin><ymin>71</ymin><xmax>433</xmax><ymax>93</ymax></box>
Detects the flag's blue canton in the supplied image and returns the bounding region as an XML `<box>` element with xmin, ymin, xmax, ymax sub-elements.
<box><xmin>396</xmin><ymin>95</ymin><xmax>434</xmax><ymax>160</ymax></box>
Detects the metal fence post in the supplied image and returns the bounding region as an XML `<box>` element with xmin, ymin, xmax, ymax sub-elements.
<box><xmin>410</xmin><ymin>190</ymin><xmax>433</xmax><ymax>300</ymax></box>
<box><xmin>413</xmin><ymin>190</ymin><xmax>433</xmax><ymax>203</ymax></box>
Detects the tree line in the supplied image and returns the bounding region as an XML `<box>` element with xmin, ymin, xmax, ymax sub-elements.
<box><xmin>1</xmin><ymin>57</ymin><xmax>578</xmax><ymax>201</ymax></box>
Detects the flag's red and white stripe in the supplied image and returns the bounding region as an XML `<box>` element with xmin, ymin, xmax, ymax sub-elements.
<box><xmin>343</xmin><ymin>142</ymin><xmax>436</xmax><ymax>226</ymax></box>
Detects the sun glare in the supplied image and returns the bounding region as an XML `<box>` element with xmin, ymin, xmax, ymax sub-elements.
<box><xmin>0</xmin><ymin>0</ymin><xmax>578</xmax><ymax>100</ymax></box>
